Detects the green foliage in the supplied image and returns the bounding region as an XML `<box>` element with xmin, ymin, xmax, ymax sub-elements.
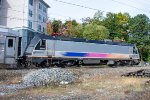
<box><xmin>83</xmin><ymin>24</ymin><xmax>110</xmax><ymax>40</ymax></box>
<box><xmin>147</xmin><ymin>49</ymin><xmax>150</xmax><ymax>61</ymax></box>
<box><xmin>63</xmin><ymin>20</ymin><xmax>81</xmax><ymax>37</ymax></box>
<box><xmin>93</xmin><ymin>10</ymin><xmax>104</xmax><ymax>21</ymax></box>
<box><xmin>64</xmin><ymin>20</ymin><xmax>78</xmax><ymax>27</ymax></box>
<box><xmin>128</xmin><ymin>14</ymin><xmax>150</xmax><ymax>61</ymax></box>
<box><xmin>102</xmin><ymin>12</ymin><xmax>130</xmax><ymax>41</ymax></box>
<box><xmin>64</xmin><ymin>23</ymin><xmax>84</xmax><ymax>38</ymax></box>
<box><xmin>72</xmin><ymin>24</ymin><xmax>84</xmax><ymax>38</ymax></box>
<box><xmin>51</xmin><ymin>19</ymin><xmax>62</xmax><ymax>33</ymax></box>
<box><xmin>82</xmin><ymin>11</ymin><xmax>104</xmax><ymax>25</ymax></box>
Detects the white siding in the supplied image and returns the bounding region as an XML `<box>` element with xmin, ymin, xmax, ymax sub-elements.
<box><xmin>0</xmin><ymin>0</ymin><xmax>49</xmax><ymax>33</ymax></box>
<box><xmin>0</xmin><ymin>0</ymin><xmax>28</xmax><ymax>28</ymax></box>
<box><xmin>35</xmin><ymin>0</ymin><xmax>48</xmax><ymax>33</ymax></box>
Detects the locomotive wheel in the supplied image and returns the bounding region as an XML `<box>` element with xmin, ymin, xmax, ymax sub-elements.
<box><xmin>76</xmin><ymin>60</ymin><xmax>83</xmax><ymax>67</ymax></box>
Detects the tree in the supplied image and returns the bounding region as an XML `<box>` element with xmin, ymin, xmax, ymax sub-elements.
<box><xmin>92</xmin><ymin>11</ymin><xmax>104</xmax><ymax>25</ymax></box>
<box><xmin>102</xmin><ymin>12</ymin><xmax>130</xmax><ymax>41</ymax></box>
<box><xmin>82</xmin><ymin>17</ymin><xmax>93</xmax><ymax>25</ymax></box>
<box><xmin>82</xmin><ymin>11</ymin><xmax>104</xmax><ymax>25</ymax></box>
<box><xmin>71</xmin><ymin>24</ymin><xmax>84</xmax><ymax>38</ymax></box>
<box><xmin>83</xmin><ymin>24</ymin><xmax>110</xmax><ymax>40</ymax></box>
<box><xmin>63</xmin><ymin>20</ymin><xmax>81</xmax><ymax>37</ymax></box>
<box><xmin>93</xmin><ymin>10</ymin><xmax>104</xmax><ymax>21</ymax></box>
<box><xmin>128</xmin><ymin>14</ymin><xmax>150</xmax><ymax>61</ymax></box>
<box><xmin>51</xmin><ymin>19</ymin><xmax>62</xmax><ymax>36</ymax></box>
<box><xmin>46</xmin><ymin>20</ymin><xmax>53</xmax><ymax>35</ymax></box>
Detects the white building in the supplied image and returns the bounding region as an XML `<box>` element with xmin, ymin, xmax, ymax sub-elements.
<box><xmin>0</xmin><ymin>0</ymin><xmax>50</xmax><ymax>33</ymax></box>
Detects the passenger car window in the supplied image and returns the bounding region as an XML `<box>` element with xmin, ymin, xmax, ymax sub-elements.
<box><xmin>8</xmin><ymin>39</ymin><xmax>13</xmax><ymax>47</ymax></box>
<box><xmin>35</xmin><ymin>40</ymin><xmax>46</xmax><ymax>50</ymax></box>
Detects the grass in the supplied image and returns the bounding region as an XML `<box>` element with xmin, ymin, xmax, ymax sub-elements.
<box><xmin>120</xmin><ymin>77</ymin><xmax>149</xmax><ymax>92</ymax></box>
<box><xmin>0</xmin><ymin>91</ymin><xmax>30</xmax><ymax>100</ymax></box>
<box><xmin>0</xmin><ymin>70</ymin><xmax>22</xmax><ymax>84</ymax></box>
<box><xmin>1</xmin><ymin>67</ymin><xmax>150</xmax><ymax>100</ymax></box>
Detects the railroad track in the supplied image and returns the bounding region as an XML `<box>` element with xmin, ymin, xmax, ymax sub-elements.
<box><xmin>122</xmin><ymin>69</ymin><xmax>150</xmax><ymax>77</ymax></box>
<box><xmin>0</xmin><ymin>63</ymin><xmax>146</xmax><ymax>69</ymax></box>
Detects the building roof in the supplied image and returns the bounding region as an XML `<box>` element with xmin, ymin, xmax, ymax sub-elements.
<box><xmin>0</xmin><ymin>26</ymin><xmax>20</xmax><ymax>36</ymax></box>
<box><xmin>39</xmin><ymin>0</ymin><xmax>50</xmax><ymax>8</ymax></box>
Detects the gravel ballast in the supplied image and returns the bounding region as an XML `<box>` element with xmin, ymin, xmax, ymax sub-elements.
<box><xmin>23</xmin><ymin>68</ymin><xmax>76</xmax><ymax>87</ymax></box>
<box><xmin>1</xmin><ymin>66</ymin><xmax>150</xmax><ymax>100</ymax></box>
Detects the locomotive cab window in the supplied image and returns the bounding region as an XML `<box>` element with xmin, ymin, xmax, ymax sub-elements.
<box><xmin>8</xmin><ymin>39</ymin><xmax>13</xmax><ymax>47</ymax></box>
<box><xmin>133</xmin><ymin>47</ymin><xmax>138</xmax><ymax>54</ymax></box>
<box><xmin>35</xmin><ymin>40</ymin><xmax>46</xmax><ymax>50</ymax></box>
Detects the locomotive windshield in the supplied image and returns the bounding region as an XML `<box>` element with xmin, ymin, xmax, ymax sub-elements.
<box><xmin>133</xmin><ymin>46</ymin><xmax>138</xmax><ymax>54</ymax></box>
<box><xmin>35</xmin><ymin>40</ymin><xmax>46</xmax><ymax>50</ymax></box>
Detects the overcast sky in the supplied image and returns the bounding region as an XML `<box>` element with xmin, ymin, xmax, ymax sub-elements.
<box><xmin>44</xmin><ymin>0</ymin><xmax>150</xmax><ymax>22</ymax></box>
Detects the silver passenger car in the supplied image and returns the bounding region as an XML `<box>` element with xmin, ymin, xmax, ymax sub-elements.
<box><xmin>0</xmin><ymin>26</ymin><xmax>20</xmax><ymax>65</ymax></box>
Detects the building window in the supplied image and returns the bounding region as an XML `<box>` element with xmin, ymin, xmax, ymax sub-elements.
<box><xmin>43</xmin><ymin>27</ymin><xmax>45</xmax><ymax>32</ymax></box>
<box><xmin>43</xmin><ymin>6</ymin><xmax>47</xmax><ymax>13</ymax></box>
<box><xmin>28</xmin><ymin>21</ymin><xmax>32</xmax><ymax>29</ymax></box>
<box><xmin>38</xmin><ymin>25</ymin><xmax>41</xmax><ymax>31</ymax></box>
<box><xmin>43</xmin><ymin>17</ymin><xmax>46</xmax><ymax>23</ymax></box>
<box><xmin>8</xmin><ymin>39</ymin><xmax>13</xmax><ymax>47</ymax></box>
<box><xmin>38</xmin><ymin>14</ymin><xmax>42</xmax><ymax>20</ymax></box>
<box><xmin>39</xmin><ymin>3</ymin><xmax>42</xmax><ymax>10</ymax></box>
<box><xmin>29</xmin><ymin>9</ymin><xmax>33</xmax><ymax>17</ymax></box>
<box><xmin>29</xmin><ymin>0</ymin><xmax>33</xmax><ymax>6</ymax></box>
<box><xmin>0</xmin><ymin>0</ymin><xmax>2</xmax><ymax>5</ymax></box>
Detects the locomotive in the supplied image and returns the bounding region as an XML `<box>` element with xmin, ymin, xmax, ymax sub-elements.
<box><xmin>0</xmin><ymin>27</ymin><xmax>140</xmax><ymax>68</ymax></box>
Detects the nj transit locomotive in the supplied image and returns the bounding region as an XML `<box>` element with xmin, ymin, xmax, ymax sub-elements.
<box><xmin>0</xmin><ymin>27</ymin><xmax>140</xmax><ymax>68</ymax></box>
<box><xmin>24</xmin><ymin>34</ymin><xmax>140</xmax><ymax>67</ymax></box>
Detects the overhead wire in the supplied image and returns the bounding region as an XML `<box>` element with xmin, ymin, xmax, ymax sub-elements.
<box><xmin>111</xmin><ymin>0</ymin><xmax>150</xmax><ymax>14</ymax></box>
<box><xmin>1</xmin><ymin>0</ymin><xmax>150</xmax><ymax>23</ymax></box>
<box><xmin>3</xmin><ymin>0</ymin><xmax>149</xmax><ymax>21</ymax></box>
<box><xmin>53</xmin><ymin>0</ymin><xmax>150</xmax><ymax>15</ymax></box>
<box><xmin>1</xmin><ymin>0</ymin><xmax>150</xmax><ymax>15</ymax></box>
<box><xmin>128</xmin><ymin>0</ymin><xmax>150</xmax><ymax>6</ymax></box>
<box><xmin>53</xmin><ymin>0</ymin><xmax>103</xmax><ymax>11</ymax></box>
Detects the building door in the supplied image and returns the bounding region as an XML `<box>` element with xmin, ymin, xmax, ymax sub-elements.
<box><xmin>5</xmin><ymin>37</ymin><xmax>16</xmax><ymax>64</ymax></box>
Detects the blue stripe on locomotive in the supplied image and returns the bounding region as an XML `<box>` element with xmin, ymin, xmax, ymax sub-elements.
<box><xmin>63</xmin><ymin>52</ymin><xmax>87</xmax><ymax>57</ymax></box>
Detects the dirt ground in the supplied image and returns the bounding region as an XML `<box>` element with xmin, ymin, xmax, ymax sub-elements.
<box><xmin>0</xmin><ymin>66</ymin><xmax>150</xmax><ymax>100</ymax></box>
